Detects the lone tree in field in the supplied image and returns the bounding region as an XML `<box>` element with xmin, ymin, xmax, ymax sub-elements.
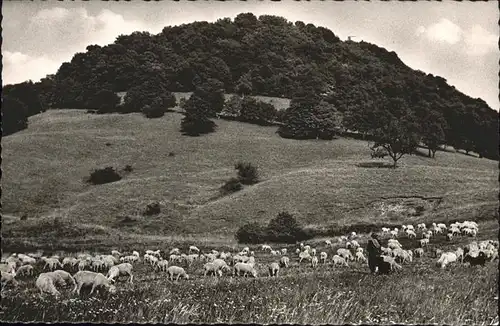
<box><xmin>370</xmin><ymin>100</ymin><xmax>421</xmax><ymax>168</ymax></box>
<box><xmin>180</xmin><ymin>79</ymin><xmax>224</xmax><ymax>136</ymax></box>
<box><xmin>235</xmin><ymin>162</ymin><xmax>259</xmax><ymax>185</ymax></box>
<box><xmin>420</xmin><ymin>111</ymin><xmax>447</xmax><ymax>158</ymax></box>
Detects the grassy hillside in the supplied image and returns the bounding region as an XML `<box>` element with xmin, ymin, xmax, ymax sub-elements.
<box><xmin>2</xmin><ymin>108</ymin><xmax>497</xmax><ymax>248</ymax></box>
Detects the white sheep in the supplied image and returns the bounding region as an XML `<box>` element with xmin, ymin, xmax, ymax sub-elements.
<box><xmin>169</xmin><ymin>248</ymin><xmax>181</xmax><ymax>255</ymax></box>
<box><xmin>437</xmin><ymin>223</ymin><xmax>447</xmax><ymax>230</ymax></box>
<box><xmin>1</xmin><ymin>270</ymin><xmax>19</xmax><ymax>287</ymax></box>
<box><xmin>311</xmin><ymin>248</ymin><xmax>317</xmax><ymax>256</ymax></box>
<box><xmin>446</xmin><ymin>233</ymin><xmax>453</xmax><ymax>241</ymax></box>
<box><xmin>212</xmin><ymin>259</ymin><xmax>231</xmax><ymax>275</ymax></box>
<box><xmin>16</xmin><ymin>264</ymin><xmax>34</xmax><ymax>276</ymax></box>
<box><xmin>455</xmin><ymin>248</ymin><xmax>464</xmax><ymax>262</ymax></box>
<box><xmin>325</xmin><ymin>240</ymin><xmax>332</xmax><ymax>246</ymax></box>
<box><xmin>111</xmin><ymin>250</ymin><xmax>122</xmax><ymax>256</ymax></box>
<box><xmin>270</xmin><ymin>250</ymin><xmax>278</xmax><ymax>256</ymax></box>
<box><xmin>436</xmin><ymin>252</ymin><xmax>457</xmax><ymax>269</ymax></box>
<box><xmin>332</xmin><ymin>255</ymin><xmax>348</xmax><ymax>267</ymax></box>
<box><xmin>419</xmin><ymin>239</ymin><xmax>429</xmax><ymax>247</ymax></box>
<box><xmin>390</xmin><ymin>230</ymin><xmax>398</xmax><ymax>238</ymax></box>
<box><xmin>189</xmin><ymin>246</ymin><xmax>200</xmax><ymax>254</ymax></box>
<box><xmin>295</xmin><ymin>248</ymin><xmax>301</xmax><ymax>255</ymax></box>
<box><xmin>355</xmin><ymin>251</ymin><xmax>367</xmax><ymax>262</ymax></box>
<box><xmin>417</xmin><ymin>223</ymin><xmax>426</xmax><ymax>230</ymax></box>
<box><xmin>0</xmin><ymin>262</ymin><xmax>16</xmax><ymax>274</ymax></box>
<box><xmin>382</xmin><ymin>227</ymin><xmax>390</xmax><ymax>234</ymax></box>
<box><xmin>279</xmin><ymin>256</ymin><xmax>290</xmax><ymax>268</ymax></box>
<box><xmin>311</xmin><ymin>256</ymin><xmax>319</xmax><ymax>268</ymax></box>
<box><xmin>107</xmin><ymin>263</ymin><xmax>133</xmax><ymax>284</ymax></box>
<box><xmin>351</xmin><ymin>240</ymin><xmax>360</xmax><ymax>248</ymax></box>
<box><xmin>167</xmin><ymin>266</ymin><xmax>189</xmax><ymax>281</ymax></box>
<box><xmin>73</xmin><ymin>271</ymin><xmax>116</xmax><ymax>295</ymax></box>
<box><xmin>320</xmin><ymin>252</ymin><xmax>328</xmax><ymax>264</ymax></box>
<box><xmin>414</xmin><ymin>248</ymin><xmax>424</xmax><ymax>258</ymax></box>
<box><xmin>406</xmin><ymin>224</ymin><xmax>415</xmax><ymax>231</ymax></box>
<box><xmin>268</xmin><ymin>262</ymin><xmax>280</xmax><ymax>277</ymax></box>
<box><xmin>298</xmin><ymin>251</ymin><xmax>312</xmax><ymax>263</ymax></box>
<box><xmin>156</xmin><ymin>260</ymin><xmax>169</xmax><ymax>272</ymax></box>
<box><xmin>392</xmin><ymin>249</ymin><xmax>411</xmax><ymax>264</ymax></box>
<box><xmin>204</xmin><ymin>262</ymin><xmax>222</xmax><ymax>277</ymax></box>
<box><xmin>261</xmin><ymin>244</ymin><xmax>272</xmax><ymax>251</ymax></box>
<box><xmin>41</xmin><ymin>257</ymin><xmax>63</xmax><ymax>271</ymax></box>
<box><xmin>62</xmin><ymin>257</ymin><xmax>79</xmax><ymax>269</ymax></box>
<box><xmin>281</xmin><ymin>248</ymin><xmax>287</xmax><ymax>255</ymax></box>
<box><xmin>336</xmin><ymin>248</ymin><xmax>354</xmax><ymax>261</ymax></box>
<box><xmin>19</xmin><ymin>255</ymin><xmax>36</xmax><ymax>265</ymax></box>
<box><xmin>132</xmin><ymin>251</ymin><xmax>140</xmax><ymax>257</ymax></box>
<box><xmin>349</xmin><ymin>231</ymin><xmax>357</xmax><ymax>239</ymax></box>
<box><xmin>406</xmin><ymin>230</ymin><xmax>417</xmax><ymax>239</ymax></box>
<box><xmin>380</xmin><ymin>255</ymin><xmax>402</xmax><ymax>273</ymax></box>
<box><xmin>35</xmin><ymin>273</ymin><xmax>61</xmax><ymax>296</ymax></box>
<box><xmin>356</xmin><ymin>247</ymin><xmax>364</xmax><ymax>254</ymax></box>
<box><xmin>233</xmin><ymin>263</ymin><xmax>258</xmax><ymax>278</ymax></box>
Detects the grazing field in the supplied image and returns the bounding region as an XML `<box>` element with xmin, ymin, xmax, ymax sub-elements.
<box><xmin>1</xmin><ymin>221</ymin><xmax>498</xmax><ymax>324</ymax></box>
<box><xmin>1</xmin><ymin>108</ymin><xmax>498</xmax><ymax>251</ymax></box>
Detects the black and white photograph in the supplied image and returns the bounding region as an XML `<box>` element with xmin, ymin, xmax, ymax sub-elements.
<box><xmin>1</xmin><ymin>0</ymin><xmax>498</xmax><ymax>324</ymax></box>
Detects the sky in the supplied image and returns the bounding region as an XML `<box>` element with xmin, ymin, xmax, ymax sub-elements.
<box><xmin>2</xmin><ymin>1</ymin><xmax>499</xmax><ymax>110</ymax></box>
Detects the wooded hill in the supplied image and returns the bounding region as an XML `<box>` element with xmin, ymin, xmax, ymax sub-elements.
<box><xmin>2</xmin><ymin>13</ymin><xmax>497</xmax><ymax>159</ymax></box>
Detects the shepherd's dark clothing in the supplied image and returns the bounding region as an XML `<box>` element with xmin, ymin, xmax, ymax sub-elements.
<box><xmin>366</xmin><ymin>237</ymin><xmax>382</xmax><ymax>274</ymax></box>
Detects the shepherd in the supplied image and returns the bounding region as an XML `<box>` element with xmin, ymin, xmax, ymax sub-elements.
<box><xmin>366</xmin><ymin>232</ymin><xmax>382</xmax><ymax>274</ymax></box>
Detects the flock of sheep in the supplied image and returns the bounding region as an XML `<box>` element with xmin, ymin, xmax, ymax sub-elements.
<box><xmin>1</xmin><ymin>220</ymin><xmax>497</xmax><ymax>298</ymax></box>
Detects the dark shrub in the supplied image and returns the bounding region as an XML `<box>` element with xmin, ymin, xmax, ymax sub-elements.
<box><xmin>20</xmin><ymin>214</ymin><xmax>28</xmax><ymax>221</ymax></box>
<box><xmin>123</xmin><ymin>165</ymin><xmax>133</xmax><ymax>173</ymax></box>
<box><xmin>239</xmin><ymin>97</ymin><xmax>277</xmax><ymax>126</ymax></box>
<box><xmin>88</xmin><ymin>89</ymin><xmax>121</xmax><ymax>113</ymax></box>
<box><xmin>265</xmin><ymin>211</ymin><xmax>310</xmax><ymax>243</ymax></box>
<box><xmin>235</xmin><ymin>222</ymin><xmax>267</xmax><ymax>244</ymax></box>
<box><xmin>415</xmin><ymin>205</ymin><xmax>425</xmax><ymax>216</ymax></box>
<box><xmin>235</xmin><ymin>162</ymin><xmax>259</xmax><ymax>185</ymax></box>
<box><xmin>86</xmin><ymin>167</ymin><xmax>122</xmax><ymax>185</ymax></box>
<box><xmin>168</xmin><ymin>152</ymin><xmax>175</xmax><ymax>157</ymax></box>
<box><xmin>144</xmin><ymin>201</ymin><xmax>161</xmax><ymax>216</ymax></box>
<box><xmin>220</xmin><ymin>177</ymin><xmax>243</xmax><ymax>195</ymax></box>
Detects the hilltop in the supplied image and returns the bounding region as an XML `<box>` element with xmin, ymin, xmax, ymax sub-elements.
<box><xmin>2</xmin><ymin>103</ymin><xmax>497</xmax><ymax>250</ymax></box>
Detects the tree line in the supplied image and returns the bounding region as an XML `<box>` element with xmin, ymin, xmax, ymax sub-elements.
<box><xmin>2</xmin><ymin>13</ymin><xmax>497</xmax><ymax>161</ymax></box>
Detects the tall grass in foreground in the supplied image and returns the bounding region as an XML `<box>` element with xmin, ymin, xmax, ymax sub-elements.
<box><xmin>1</xmin><ymin>263</ymin><xmax>497</xmax><ymax>324</ymax></box>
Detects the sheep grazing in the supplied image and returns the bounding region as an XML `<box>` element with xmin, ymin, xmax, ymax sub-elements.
<box><xmin>62</xmin><ymin>257</ymin><xmax>79</xmax><ymax>269</ymax></box>
<box><xmin>169</xmin><ymin>248</ymin><xmax>181</xmax><ymax>256</ymax></box>
<box><xmin>73</xmin><ymin>271</ymin><xmax>116</xmax><ymax>295</ymax></box>
<box><xmin>356</xmin><ymin>247</ymin><xmax>364</xmax><ymax>254</ymax></box>
<box><xmin>311</xmin><ymin>248</ymin><xmax>317</xmax><ymax>256</ymax></box>
<box><xmin>0</xmin><ymin>262</ymin><xmax>16</xmax><ymax>274</ymax></box>
<box><xmin>419</xmin><ymin>239</ymin><xmax>430</xmax><ymax>247</ymax></box>
<box><xmin>233</xmin><ymin>263</ymin><xmax>258</xmax><ymax>278</ymax></box>
<box><xmin>378</xmin><ymin>256</ymin><xmax>402</xmax><ymax>274</ymax></box>
<box><xmin>279</xmin><ymin>256</ymin><xmax>290</xmax><ymax>268</ymax></box>
<box><xmin>446</xmin><ymin>233</ymin><xmax>453</xmax><ymax>241</ymax></box>
<box><xmin>381</xmin><ymin>227</ymin><xmax>390</xmax><ymax>234</ymax></box>
<box><xmin>350</xmin><ymin>240</ymin><xmax>360</xmax><ymax>249</ymax></box>
<box><xmin>463</xmin><ymin>251</ymin><xmax>488</xmax><ymax>267</ymax></box>
<box><xmin>406</xmin><ymin>230</ymin><xmax>417</xmax><ymax>239</ymax></box>
<box><xmin>390</xmin><ymin>230</ymin><xmax>398</xmax><ymax>238</ymax></box>
<box><xmin>167</xmin><ymin>266</ymin><xmax>189</xmax><ymax>281</ymax></box>
<box><xmin>350</xmin><ymin>231</ymin><xmax>357</xmax><ymax>239</ymax></box>
<box><xmin>437</xmin><ymin>223</ymin><xmax>447</xmax><ymax>230</ymax></box>
<box><xmin>325</xmin><ymin>240</ymin><xmax>332</xmax><ymax>246</ymax></box>
<box><xmin>41</xmin><ymin>257</ymin><xmax>63</xmax><ymax>271</ymax></box>
<box><xmin>414</xmin><ymin>248</ymin><xmax>424</xmax><ymax>258</ymax></box>
<box><xmin>406</xmin><ymin>224</ymin><xmax>415</xmax><ymax>231</ymax></box>
<box><xmin>189</xmin><ymin>246</ymin><xmax>200</xmax><ymax>254</ymax></box>
<box><xmin>417</xmin><ymin>223</ymin><xmax>426</xmax><ymax>230</ymax></box>
<box><xmin>78</xmin><ymin>259</ymin><xmax>90</xmax><ymax>271</ymax></box>
<box><xmin>355</xmin><ymin>251</ymin><xmax>367</xmax><ymax>262</ymax></box>
<box><xmin>35</xmin><ymin>273</ymin><xmax>61</xmax><ymax>296</ymax></box>
<box><xmin>121</xmin><ymin>255</ymin><xmax>139</xmax><ymax>264</ymax></box>
<box><xmin>337</xmin><ymin>248</ymin><xmax>354</xmax><ymax>261</ymax></box>
<box><xmin>392</xmin><ymin>249</ymin><xmax>411</xmax><ymax>264</ymax></box>
<box><xmin>261</xmin><ymin>244</ymin><xmax>272</xmax><ymax>251</ymax></box>
<box><xmin>436</xmin><ymin>252</ymin><xmax>457</xmax><ymax>269</ymax></box>
<box><xmin>320</xmin><ymin>252</ymin><xmax>328</xmax><ymax>264</ymax></box>
<box><xmin>332</xmin><ymin>255</ymin><xmax>348</xmax><ymax>267</ymax></box>
<box><xmin>281</xmin><ymin>248</ymin><xmax>287</xmax><ymax>255</ymax></box>
<box><xmin>111</xmin><ymin>250</ymin><xmax>122</xmax><ymax>256</ymax></box>
<box><xmin>311</xmin><ymin>256</ymin><xmax>319</xmax><ymax>268</ymax></box>
<box><xmin>298</xmin><ymin>251</ymin><xmax>312</xmax><ymax>263</ymax></box>
<box><xmin>132</xmin><ymin>251</ymin><xmax>140</xmax><ymax>257</ymax></box>
<box><xmin>16</xmin><ymin>264</ymin><xmax>34</xmax><ymax>277</ymax></box>
<box><xmin>295</xmin><ymin>248</ymin><xmax>301</xmax><ymax>255</ymax></box>
<box><xmin>107</xmin><ymin>263</ymin><xmax>133</xmax><ymax>284</ymax></box>
<box><xmin>19</xmin><ymin>255</ymin><xmax>36</xmax><ymax>265</ymax></box>
<box><xmin>204</xmin><ymin>262</ymin><xmax>222</xmax><ymax>277</ymax></box>
<box><xmin>455</xmin><ymin>248</ymin><xmax>464</xmax><ymax>262</ymax></box>
<box><xmin>434</xmin><ymin>249</ymin><xmax>443</xmax><ymax>258</ymax></box>
<box><xmin>270</xmin><ymin>250</ymin><xmax>279</xmax><ymax>256</ymax></box>
<box><xmin>268</xmin><ymin>262</ymin><xmax>280</xmax><ymax>277</ymax></box>
<box><xmin>156</xmin><ymin>260</ymin><xmax>169</xmax><ymax>272</ymax></box>
<box><xmin>1</xmin><ymin>271</ymin><xmax>19</xmax><ymax>287</ymax></box>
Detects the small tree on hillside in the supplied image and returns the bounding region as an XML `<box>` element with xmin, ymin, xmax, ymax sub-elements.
<box><xmin>180</xmin><ymin>79</ymin><xmax>223</xmax><ymax>136</ymax></box>
<box><xmin>266</xmin><ymin>211</ymin><xmax>308</xmax><ymax>243</ymax></box>
<box><xmin>235</xmin><ymin>162</ymin><xmax>259</xmax><ymax>185</ymax></box>
<box><xmin>222</xmin><ymin>94</ymin><xmax>243</xmax><ymax>117</ymax></box>
<box><xmin>124</xmin><ymin>80</ymin><xmax>176</xmax><ymax>115</ymax></box>
<box><xmin>421</xmin><ymin>112</ymin><xmax>446</xmax><ymax>158</ymax></box>
<box><xmin>87</xmin><ymin>89</ymin><xmax>121</xmax><ymax>113</ymax></box>
<box><xmin>235</xmin><ymin>73</ymin><xmax>253</xmax><ymax>96</ymax></box>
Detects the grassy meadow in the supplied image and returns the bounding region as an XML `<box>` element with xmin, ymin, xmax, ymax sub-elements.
<box><xmin>1</xmin><ymin>100</ymin><xmax>498</xmax><ymax>324</ymax></box>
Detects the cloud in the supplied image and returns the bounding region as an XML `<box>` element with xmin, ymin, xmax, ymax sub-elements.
<box><xmin>418</xmin><ymin>18</ymin><xmax>463</xmax><ymax>44</ymax></box>
<box><xmin>3</xmin><ymin>8</ymin><xmax>159</xmax><ymax>85</ymax></box>
<box><xmin>2</xmin><ymin>51</ymin><xmax>62</xmax><ymax>84</ymax></box>
<box><xmin>463</xmin><ymin>24</ymin><xmax>497</xmax><ymax>56</ymax></box>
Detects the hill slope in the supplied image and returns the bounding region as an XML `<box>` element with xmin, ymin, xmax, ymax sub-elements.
<box><xmin>2</xmin><ymin>109</ymin><xmax>497</xmax><ymax>247</ymax></box>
